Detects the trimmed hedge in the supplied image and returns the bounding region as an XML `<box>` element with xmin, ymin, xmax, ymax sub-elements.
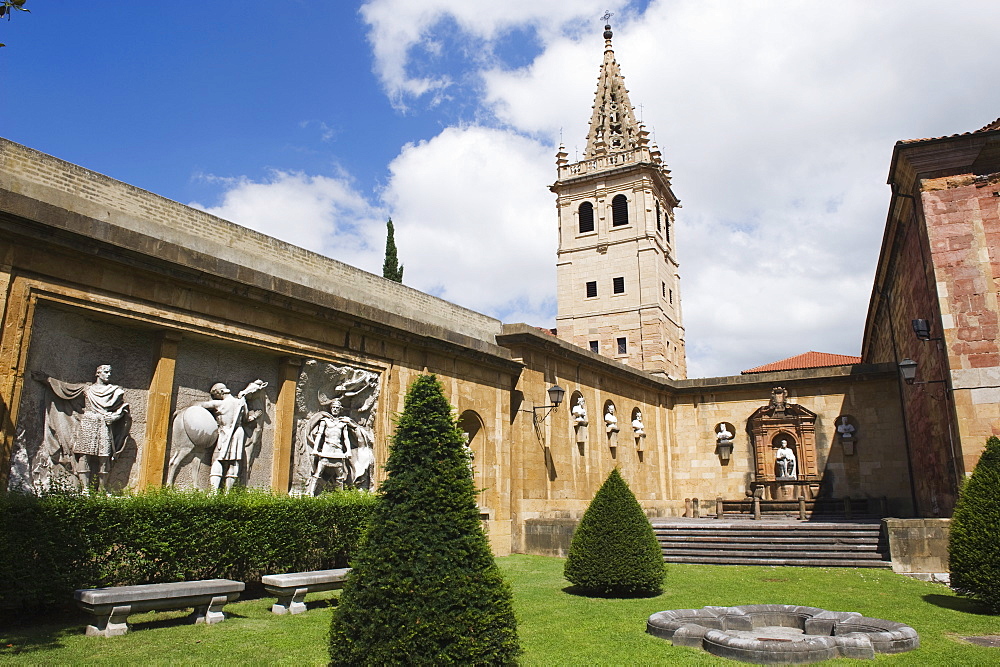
<box><xmin>0</xmin><ymin>487</ymin><xmax>377</xmax><ymax>612</ymax></box>
<box><xmin>949</xmin><ymin>435</ymin><xmax>1000</xmax><ymax>612</ymax></box>
<box><xmin>564</xmin><ymin>468</ymin><xmax>665</xmax><ymax>597</ymax></box>
<box><xmin>329</xmin><ymin>374</ymin><xmax>520</xmax><ymax>665</ymax></box>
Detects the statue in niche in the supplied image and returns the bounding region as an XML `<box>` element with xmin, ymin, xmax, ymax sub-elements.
<box><xmin>572</xmin><ymin>397</ymin><xmax>588</xmax><ymax>426</ymax></box>
<box><xmin>769</xmin><ymin>387</ymin><xmax>787</xmax><ymax>414</ymax></box>
<box><xmin>604</xmin><ymin>404</ymin><xmax>619</xmax><ymax>435</ymax></box>
<box><xmin>166</xmin><ymin>379</ymin><xmax>268</xmax><ymax>489</ymax></box>
<box><xmin>295</xmin><ymin>361</ymin><xmax>380</xmax><ymax>493</ymax></box>
<box><xmin>462</xmin><ymin>431</ymin><xmax>475</xmax><ymax>472</ymax></box>
<box><xmin>199</xmin><ymin>380</ymin><xmax>267</xmax><ymax>492</ymax></box>
<box><xmin>31</xmin><ymin>364</ymin><xmax>132</xmax><ymax>492</ymax></box>
<box><xmin>837</xmin><ymin>416</ymin><xmax>856</xmax><ymax>440</ymax></box>
<box><xmin>716</xmin><ymin>423</ymin><xmax>734</xmax><ymax>445</ymax></box>
<box><xmin>775</xmin><ymin>439</ymin><xmax>797</xmax><ymax>479</ymax></box>
<box><xmin>632</xmin><ymin>411</ymin><xmax>646</xmax><ymax>438</ymax></box>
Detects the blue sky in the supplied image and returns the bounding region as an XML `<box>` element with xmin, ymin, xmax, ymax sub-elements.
<box><xmin>4</xmin><ymin>1</ymin><xmax>1000</xmax><ymax>378</ymax></box>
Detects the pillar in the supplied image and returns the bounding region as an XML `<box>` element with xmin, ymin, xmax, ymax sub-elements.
<box><xmin>137</xmin><ymin>331</ymin><xmax>182</xmax><ymax>489</ymax></box>
<box><xmin>271</xmin><ymin>357</ymin><xmax>301</xmax><ymax>494</ymax></box>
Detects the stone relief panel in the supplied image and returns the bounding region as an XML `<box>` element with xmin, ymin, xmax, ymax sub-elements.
<box><xmin>9</xmin><ymin>304</ymin><xmax>154</xmax><ymax>492</ymax></box>
<box><xmin>293</xmin><ymin>360</ymin><xmax>380</xmax><ymax>494</ymax></box>
<box><xmin>166</xmin><ymin>339</ymin><xmax>277</xmax><ymax>490</ymax></box>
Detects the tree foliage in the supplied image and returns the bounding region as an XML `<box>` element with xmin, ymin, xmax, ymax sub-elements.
<box><xmin>382</xmin><ymin>217</ymin><xmax>404</xmax><ymax>283</ymax></box>
<box><xmin>0</xmin><ymin>0</ymin><xmax>29</xmax><ymax>48</ymax></box>
<box><xmin>564</xmin><ymin>468</ymin><xmax>665</xmax><ymax>597</ymax></box>
<box><xmin>328</xmin><ymin>374</ymin><xmax>519</xmax><ymax>665</ymax></box>
<box><xmin>949</xmin><ymin>435</ymin><xmax>1000</xmax><ymax>612</ymax></box>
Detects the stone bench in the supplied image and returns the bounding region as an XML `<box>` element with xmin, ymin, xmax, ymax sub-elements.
<box><xmin>262</xmin><ymin>567</ymin><xmax>351</xmax><ymax>615</ymax></box>
<box><xmin>74</xmin><ymin>579</ymin><xmax>245</xmax><ymax>637</ymax></box>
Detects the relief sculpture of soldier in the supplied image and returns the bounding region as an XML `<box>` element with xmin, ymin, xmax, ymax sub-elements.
<box><xmin>165</xmin><ymin>378</ymin><xmax>268</xmax><ymax>490</ymax></box>
<box><xmin>199</xmin><ymin>380</ymin><xmax>267</xmax><ymax>492</ymax></box>
<box><xmin>31</xmin><ymin>364</ymin><xmax>132</xmax><ymax>492</ymax></box>
<box><xmin>304</xmin><ymin>398</ymin><xmax>375</xmax><ymax>494</ymax></box>
<box><xmin>294</xmin><ymin>362</ymin><xmax>380</xmax><ymax>494</ymax></box>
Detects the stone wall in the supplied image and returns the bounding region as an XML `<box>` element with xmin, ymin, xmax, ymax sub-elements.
<box><xmin>0</xmin><ymin>139</ymin><xmax>503</xmax><ymax>346</ymax></box>
<box><xmin>863</xmin><ymin>129</ymin><xmax>1000</xmax><ymax>515</ymax></box>
<box><xmin>670</xmin><ymin>368</ymin><xmax>913</xmax><ymax>516</ymax></box>
<box><xmin>884</xmin><ymin>518</ymin><xmax>951</xmax><ymax>576</ymax></box>
<box><xmin>1</xmin><ymin>136</ymin><xmax>929</xmax><ymax>561</ymax></box>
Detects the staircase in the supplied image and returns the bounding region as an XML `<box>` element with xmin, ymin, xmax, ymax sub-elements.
<box><xmin>652</xmin><ymin>519</ymin><xmax>891</xmax><ymax>568</ymax></box>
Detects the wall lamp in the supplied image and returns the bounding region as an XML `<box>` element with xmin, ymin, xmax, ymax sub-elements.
<box><xmin>911</xmin><ymin>318</ymin><xmax>942</xmax><ymax>342</ymax></box>
<box><xmin>898</xmin><ymin>358</ymin><xmax>946</xmax><ymax>386</ymax></box>
<box><xmin>525</xmin><ymin>385</ymin><xmax>565</xmax><ymax>425</ymax></box>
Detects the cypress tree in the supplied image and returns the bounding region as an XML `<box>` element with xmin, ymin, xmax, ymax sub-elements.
<box><xmin>328</xmin><ymin>374</ymin><xmax>519</xmax><ymax>665</ymax></box>
<box><xmin>949</xmin><ymin>435</ymin><xmax>1000</xmax><ymax>612</ymax></box>
<box><xmin>382</xmin><ymin>217</ymin><xmax>404</xmax><ymax>283</ymax></box>
<box><xmin>564</xmin><ymin>468</ymin><xmax>665</xmax><ymax>597</ymax></box>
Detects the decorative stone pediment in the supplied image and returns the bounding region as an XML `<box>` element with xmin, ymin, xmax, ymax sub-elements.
<box><xmin>746</xmin><ymin>388</ymin><xmax>820</xmax><ymax>499</ymax></box>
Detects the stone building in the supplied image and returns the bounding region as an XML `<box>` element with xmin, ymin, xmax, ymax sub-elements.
<box><xmin>0</xmin><ymin>24</ymin><xmax>992</xmax><ymax>557</ymax></box>
<box><xmin>863</xmin><ymin>117</ymin><xmax>1000</xmax><ymax>517</ymax></box>
<box><xmin>553</xmin><ymin>24</ymin><xmax>685</xmax><ymax>379</ymax></box>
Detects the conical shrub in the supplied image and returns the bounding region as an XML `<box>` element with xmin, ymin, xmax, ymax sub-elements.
<box><xmin>328</xmin><ymin>374</ymin><xmax>519</xmax><ymax>665</ymax></box>
<box><xmin>949</xmin><ymin>435</ymin><xmax>1000</xmax><ymax>612</ymax></box>
<box><xmin>564</xmin><ymin>468</ymin><xmax>665</xmax><ymax>597</ymax></box>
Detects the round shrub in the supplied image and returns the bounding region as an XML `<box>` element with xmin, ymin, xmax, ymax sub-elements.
<box><xmin>328</xmin><ymin>374</ymin><xmax>519</xmax><ymax>666</ymax></box>
<box><xmin>564</xmin><ymin>468</ymin><xmax>665</xmax><ymax>597</ymax></box>
<box><xmin>949</xmin><ymin>435</ymin><xmax>1000</xmax><ymax>612</ymax></box>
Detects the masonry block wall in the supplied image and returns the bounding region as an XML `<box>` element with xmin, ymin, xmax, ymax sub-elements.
<box><xmin>864</xmin><ymin>127</ymin><xmax>1000</xmax><ymax>516</ymax></box>
<box><xmin>669</xmin><ymin>369</ymin><xmax>912</xmax><ymax>517</ymax></box>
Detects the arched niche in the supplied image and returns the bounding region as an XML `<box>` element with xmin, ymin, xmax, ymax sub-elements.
<box><xmin>457</xmin><ymin>410</ymin><xmax>489</xmax><ymax>512</ymax></box>
<box><xmin>569</xmin><ymin>390</ymin><xmax>588</xmax><ymax>449</ymax></box>
<box><xmin>746</xmin><ymin>391</ymin><xmax>818</xmax><ymax>500</ymax></box>
<box><xmin>602</xmin><ymin>400</ymin><xmax>620</xmax><ymax>457</ymax></box>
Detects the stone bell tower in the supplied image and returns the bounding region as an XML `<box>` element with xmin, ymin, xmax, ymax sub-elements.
<box><xmin>553</xmin><ymin>22</ymin><xmax>686</xmax><ymax>378</ymax></box>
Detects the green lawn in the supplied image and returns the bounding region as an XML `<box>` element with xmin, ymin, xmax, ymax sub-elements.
<box><xmin>2</xmin><ymin>555</ymin><xmax>996</xmax><ymax>664</ymax></box>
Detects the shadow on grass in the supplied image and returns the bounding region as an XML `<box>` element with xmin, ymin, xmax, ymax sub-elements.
<box><xmin>0</xmin><ymin>619</ymin><xmax>76</xmax><ymax>657</ymax></box>
<box><xmin>923</xmin><ymin>593</ymin><xmax>996</xmax><ymax>615</ymax></box>
<box><xmin>305</xmin><ymin>596</ymin><xmax>339</xmax><ymax>612</ymax></box>
<box><xmin>561</xmin><ymin>585</ymin><xmax>663</xmax><ymax>599</ymax></box>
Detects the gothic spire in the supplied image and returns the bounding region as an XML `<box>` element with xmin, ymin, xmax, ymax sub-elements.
<box><xmin>583</xmin><ymin>23</ymin><xmax>641</xmax><ymax>159</ymax></box>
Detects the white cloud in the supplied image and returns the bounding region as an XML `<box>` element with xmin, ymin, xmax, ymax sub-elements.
<box><xmin>190</xmin><ymin>170</ymin><xmax>385</xmax><ymax>272</ymax></box>
<box><xmin>382</xmin><ymin>125</ymin><xmax>557</xmax><ymax>324</ymax></box>
<box><xmin>359</xmin><ymin>0</ymin><xmax>612</xmax><ymax>108</ymax></box>
<box><xmin>466</xmin><ymin>0</ymin><xmax>1000</xmax><ymax>376</ymax></box>
<box><xmin>194</xmin><ymin>1</ymin><xmax>1000</xmax><ymax>380</ymax></box>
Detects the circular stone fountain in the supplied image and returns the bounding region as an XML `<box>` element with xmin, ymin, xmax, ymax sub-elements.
<box><xmin>646</xmin><ymin>605</ymin><xmax>918</xmax><ymax>664</ymax></box>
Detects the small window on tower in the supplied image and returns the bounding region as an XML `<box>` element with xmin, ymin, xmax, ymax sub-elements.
<box><xmin>586</xmin><ymin>281</ymin><xmax>598</xmax><ymax>298</ymax></box>
<box><xmin>617</xmin><ymin>337</ymin><xmax>627</xmax><ymax>354</ymax></box>
<box><xmin>613</xmin><ymin>277</ymin><xmax>625</xmax><ymax>294</ymax></box>
<box><xmin>589</xmin><ymin>340</ymin><xmax>599</xmax><ymax>354</ymax></box>
<box><xmin>612</xmin><ymin>194</ymin><xmax>629</xmax><ymax>227</ymax></box>
<box><xmin>656</xmin><ymin>201</ymin><xmax>662</xmax><ymax>232</ymax></box>
<box><xmin>665</xmin><ymin>217</ymin><xmax>671</xmax><ymax>243</ymax></box>
<box><xmin>578</xmin><ymin>201</ymin><xmax>595</xmax><ymax>234</ymax></box>
<box><xmin>669</xmin><ymin>289</ymin><xmax>674</xmax><ymax>304</ymax></box>
<box><xmin>662</xmin><ymin>281</ymin><xmax>666</xmax><ymax>298</ymax></box>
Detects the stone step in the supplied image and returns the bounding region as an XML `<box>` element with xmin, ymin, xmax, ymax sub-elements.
<box><xmin>661</xmin><ymin>547</ymin><xmax>888</xmax><ymax>560</ymax></box>
<box><xmin>663</xmin><ymin>555</ymin><xmax>892</xmax><ymax>568</ymax></box>
<box><xmin>650</xmin><ymin>520</ymin><xmax>889</xmax><ymax>568</ymax></box>
<box><xmin>658</xmin><ymin>541</ymin><xmax>882</xmax><ymax>552</ymax></box>
<box><xmin>655</xmin><ymin>531</ymin><xmax>880</xmax><ymax>540</ymax></box>
<box><xmin>651</xmin><ymin>520</ymin><xmax>883</xmax><ymax>529</ymax></box>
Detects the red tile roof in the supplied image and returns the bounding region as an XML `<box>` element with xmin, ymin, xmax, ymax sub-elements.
<box><xmin>899</xmin><ymin>116</ymin><xmax>1000</xmax><ymax>144</ymax></box>
<box><xmin>742</xmin><ymin>351</ymin><xmax>862</xmax><ymax>374</ymax></box>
